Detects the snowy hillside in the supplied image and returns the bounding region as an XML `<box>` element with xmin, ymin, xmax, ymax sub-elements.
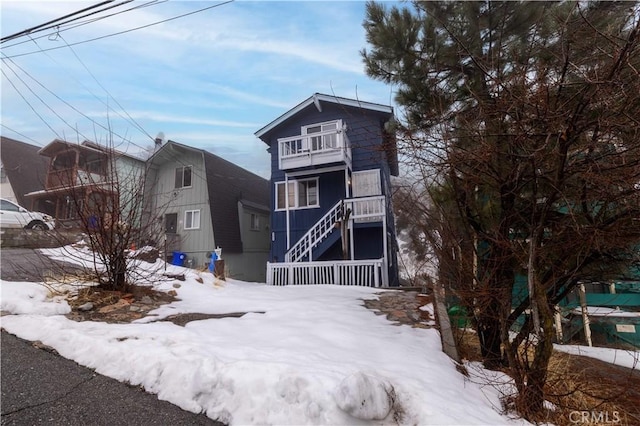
<box><xmin>1</xmin><ymin>245</ymin><xmax>528</xmax><ymax>425</ymax></box>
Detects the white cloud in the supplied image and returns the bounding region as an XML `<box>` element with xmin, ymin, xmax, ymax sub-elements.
<box><xmin>1</xmin><ymin>1</ymin><xmax>396</xmax><ymax>179</ymax></box>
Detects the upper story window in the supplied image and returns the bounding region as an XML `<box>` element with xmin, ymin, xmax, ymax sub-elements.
<box><xmin>175</xmin><ymin>166</ymin><xmax>192</xmax><ymax>188</ymax></box>
<box><xmin>302</xmin><ymin>120</ymin><xmax>339</xmax><ymax>151</ymax></box>
<box><xmin>275</xmin><ymin>178</ymin><xmax>319</xmax><ymax>210</ymax></box>
<box><xmin>0</xmin><ymin>163</ymin><xmax>6</xmax><ymax>183</ymax></box>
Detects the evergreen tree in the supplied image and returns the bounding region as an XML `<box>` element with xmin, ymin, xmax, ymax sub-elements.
<box><xmin>362</xmin><ymin>1</ymin><xmax>640</xmax><ymax>419</ymax></box>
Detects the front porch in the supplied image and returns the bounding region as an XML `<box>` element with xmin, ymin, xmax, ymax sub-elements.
<box><xmin>266</xmin><ymin>258</ymin><xmax>386</xmax><ymax>287</ymax></box>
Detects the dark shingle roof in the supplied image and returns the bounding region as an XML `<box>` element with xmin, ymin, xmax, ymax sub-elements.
<box><xmin>0</xmin><ymin>136</ymin><xmax>48</xmax><ymax>206</ymax></box>
<box><xmin>203</xmin><ymin>150</ymin><xmax>269</xmax><ymax>254</ymax></box>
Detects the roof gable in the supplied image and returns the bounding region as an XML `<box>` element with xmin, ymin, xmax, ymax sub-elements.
<box><xmin>255</xmin><ymin>93</ymin><xmax>393</xmax><ymax>141</ymax></box>
<box><xmin>0</xmin><ymin>136</ymin><xmax>48</xmax><ymax>206</ymax></box>
<box><xmin>38</xmin><ymin>139</ymin><xmax>107</xmax><ymax>158</ymax></box>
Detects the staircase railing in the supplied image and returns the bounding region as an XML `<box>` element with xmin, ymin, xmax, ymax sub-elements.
<box><xmin>285</xmin><ymin>199</ymin><xmax>344</xmax><ymax>262</ymax></box>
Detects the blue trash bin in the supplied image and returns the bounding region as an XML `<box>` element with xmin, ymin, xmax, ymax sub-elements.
<box><xmin>208</xmin><ymin>251</ymin><xmax>218</xmax><ymax>272</ymax></box>
<box><xmin>172</xmin><ymin>251</ymin><xmax>186</xmax><ymax>266</ymax></box>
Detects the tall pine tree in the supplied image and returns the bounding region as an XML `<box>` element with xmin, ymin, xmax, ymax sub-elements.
<box><xmin>362</xmin><ymin>1</ymin><xmax>640</xmax><ymax>419</ymax></box>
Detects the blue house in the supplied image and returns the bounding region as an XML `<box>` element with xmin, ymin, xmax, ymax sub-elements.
<box><xmin>255</xmin><ymin>93</ymin><xmax>399</xmax><ymax>287</ymax></box>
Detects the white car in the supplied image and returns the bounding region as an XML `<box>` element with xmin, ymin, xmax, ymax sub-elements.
<box><xmin>0</xmin><ymin>198</ymin><xmax>56</xmax><ymax>230</ymax></box>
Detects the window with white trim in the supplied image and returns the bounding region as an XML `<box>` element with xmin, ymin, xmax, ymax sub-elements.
<box><xmin>175</xmin><ymin>166</ymin><xmax>192</xmax><ymax>188</ymax></box>
<box><xmin>250</xmin><ymin>213</ymin><xmax>259</xmax><ymax>231</ymax></box>
<box><xmin>275</xmin><ymin>178</ymin><xmax>319</xmax><ymax>210</ymax></box>
<box><xmin>184</xmin><ymin>209</ymin><xmax>200</xmax><ymax>229</ymax></box>
<box><xmin>302</xmin><ymin>120</ymin><xmax>340</xmax><ymax>151</ymax></box>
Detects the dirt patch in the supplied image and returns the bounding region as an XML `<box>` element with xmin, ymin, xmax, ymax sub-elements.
<box><xmin>66</xmin><ymin>285</ymin><xmax>177</xmax><ymax>323</ymax></box>
<box><xmin>162</xmin><ymin>312</ymin><xmax>265</xmax><ymax>327</ymax></box>
<box><xmin>65</xmin><ymin>285</ymin><xmax>263</xmax><ymax>326</ymax></box>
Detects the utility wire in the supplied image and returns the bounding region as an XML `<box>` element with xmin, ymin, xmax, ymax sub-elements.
<box><xmin>3</xmin><ymin>1</ymin><xmax>234</xmax><ymax>59</ymax></box>
<box><xmin>58</xmin><ymin>33</ymin><xmax>156</xmax><ymax>142</ymax></box>
<box><xmin>1</xmin><ymin>0</ymin><xmax>116</xmax><ymax>43</ymax></box>
<box><xmin>2</xmin><ymin>0</ymin><xmax>166</xmax><ymax>50</ymax></box>
<box><xmin>7</xmin><ymin>1</ymin><xmax>136</xmax><ymax>44</ymax></box>
<box><xmin>1</xmin><ymin>0</ymin><xmax>261</xmax><ymax>184</ymax></box>
<box><xmin>0</xmin><ymin>124</ymin><xmax>43</xmax><ymax>145</ymax></box>
<box><xmin>1</xmin><ymin>67</ymin><xmax>61</xmax><ymax>139</ymax></box>
<box><xmin>1</xmin><ymin>53</ymin><xmax>215</xmax><ymax>188</ymax></box>
<box><xmin>1</xmin><ymin>55</ymin><xmax>133</xmax><ymax>144</ymax></box>
<box><xmin>25</xmin><ymin>33</ymin><xmax>154</xmax><ymax>144</ymax></box>
<box><xmin>2</xmin><ymin>60</ymin><xmax>92</xmax><ymax>141</ymax></box>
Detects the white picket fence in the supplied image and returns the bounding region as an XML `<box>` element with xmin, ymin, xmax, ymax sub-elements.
<box><xmin>266</xmin><ymin>259</ymin><xmax>386</xmax><ymax>287</ymax></box>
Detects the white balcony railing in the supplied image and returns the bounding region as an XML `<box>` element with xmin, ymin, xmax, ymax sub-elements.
<box><xmin>346</xmin><ymin>195</ymin><xmax>385</xmax><ymax>223</ymax></box>
<box><xmin>267</xmin><ymin>259</ymin><xmax>386</xmax><ymax>287</ymax></box>
<box><xmin>278</xmin><ymin>129</ymin><xmax>351</xmax><ymax>171</ymax></box>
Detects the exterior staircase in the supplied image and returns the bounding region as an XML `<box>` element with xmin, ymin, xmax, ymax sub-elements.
<box><xmin>285</xmin><ymin>200</ymin><xmax>344</xmax><ymax>262</ymax></box>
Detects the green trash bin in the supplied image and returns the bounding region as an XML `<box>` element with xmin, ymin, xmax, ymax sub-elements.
<box><xmin>447</xmin><ymin>305</ymin><xmax>469</xmax><ymax>328</ymax></box>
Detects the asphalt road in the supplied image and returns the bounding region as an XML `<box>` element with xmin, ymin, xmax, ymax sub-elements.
<box><xmin>1</xmin><ymin>331</ymin><xmax>222</xmax><ymax>425</ymax></box>
<box><xmin>0</xmin><ymin>247</ymin><xmax>76</xmax><ymax>282</ymax></box>
<box><xmin>1</xmin><ymin>249</ymin><xmax>223</xmax><ymax>425</ymax></box>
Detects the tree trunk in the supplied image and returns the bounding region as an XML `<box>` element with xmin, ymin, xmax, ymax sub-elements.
<box><xmin>518</xmin><ymin>286</ymin><xmax>555</xmax><ymax>418</ymax></box>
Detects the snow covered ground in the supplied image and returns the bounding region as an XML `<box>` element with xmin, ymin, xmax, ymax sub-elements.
<box><xmin>3</xmin><ymin>245</ymin><xmax>530</xmax><ymax>425</ymax></box>
<box><xmin>553</xmin><ymin>344</ymin><xmax>639</xmax><ymax>370</ymax></box>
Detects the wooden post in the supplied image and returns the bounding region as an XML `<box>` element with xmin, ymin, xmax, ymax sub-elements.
<box><xmin>554</xmin><ymin>305</ymin><xmax>564</xmax><ymax>343</ymax></box>
<box><xmin>579</xmin><ymin>283</ymin><xmax>593</xmax><ymax>347</ymax></box>
<box><xmin>433</xmin><ymin>279</ymin><xmax>461</xmax><ymax>363</ymax></box>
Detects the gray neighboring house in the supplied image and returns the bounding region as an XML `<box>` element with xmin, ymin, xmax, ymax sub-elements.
<box><xmin>145</xmin><ymin>140</ymin><xmax>270</xmax><ymax>282</ymax></box>
<box><xmin>0</xmin><ymin>136</ymin><xmax>48</xmax><ymax>210</ymax></box>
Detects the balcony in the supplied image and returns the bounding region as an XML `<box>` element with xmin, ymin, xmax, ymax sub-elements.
<box><xmin>45</xmin><ymin>167</ymin><xmax>107</xmax><ymax>189</ymax></box>
<box><xmin>278</xmin><ymin>127</ymin><xmax>351</xmax><ymax>171</ymax></box>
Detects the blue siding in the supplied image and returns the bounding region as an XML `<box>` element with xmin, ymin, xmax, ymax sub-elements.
<box><xmin>261</xmin><ymin>96</ymin><xmax>399</xmax><ymax>285</ymax></box>
<box><xmin>270</xmin><ymin>170</ymin><xmax>345</xmax><ymax>260</ymax></box>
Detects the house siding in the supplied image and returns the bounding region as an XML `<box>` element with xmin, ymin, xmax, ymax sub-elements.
<box><xmin>266</xmin><ymin>102</ymin><xmax>390</xmax><ymax>183</ymax></box>
<box><xmin>147</xmin><ymin>149</ymin><xmax>214</xmax><ymax>268</ymax></box>
<box><xmin>264</xmin><ymin>102</ymin><xmax>393</xmax><ymax>264</ymax></box>
<box><xmin>146</xmin><ymin>141</ymin><xmax>270</xmax><ymax>281</ymax></box>
<box><xmin>113</xmin><ymin>154</ymin><xmax>146</xmax><ymax>228</ymax></box>
<box><xmin>256</xmin><ymin>94</ymin><xmax>400</xmax><ymax>286</ymax></box>
<box><xmin>271</xmin><ymin>170</ymin><xmax>346</xmax><ymax>261</ymax></box>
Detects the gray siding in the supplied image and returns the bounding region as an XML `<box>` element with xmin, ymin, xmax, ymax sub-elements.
<box><xmin>148</xmin><ymin>149</ymin><xmax>215</xmax><ymax>268</ymax></box>
<box><xmin>146</xmin><ymin>141</ymin><xmax>271</xmax><ymax>280</ymax></box>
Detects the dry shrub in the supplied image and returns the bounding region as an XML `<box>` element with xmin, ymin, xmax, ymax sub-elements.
<box><xmin>454</xmin><ymin>330</ymin><xmax>639</xmax><ymax>425</ymax></box>
<box><xmin>543</xmin><ymin>351</ymin><xmax>639</xmax><ymax>426</ymax></box>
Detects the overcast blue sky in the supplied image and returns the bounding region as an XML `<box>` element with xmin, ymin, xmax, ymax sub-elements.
<box><xmin>1</xmin><ymin>0</ymin><xmax>398</xmax><ymax>178</ymax></box>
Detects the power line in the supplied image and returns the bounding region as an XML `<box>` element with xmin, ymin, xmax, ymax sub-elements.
<box><xmin>0</xmin><ymin>0</ymin><xmax>261</xmax><ymax>185</ymax></box>
<box><xmin>1</xmin><ymin>67</ymin><xmax>61</xmax><ymax>139</ymax></box>
<box><xmin>2</xmin><ymin>60</ymin><xmax>92</xmax><ymax>141</ymax></box>
<box><xmin>1</xmin><ymin>52</ymin><xmax>216</xmax><ymax>188</ymax></box>
<box><xmin>58</xmin><ymin>33</ymin><xmax>155</xmax><ymax>142</ymax></box>
<box><xmin>2</xmin><ymin>1</ymin><xmax>234</xmax><ymax>59</ymax></box>
<box><xmin>1</xmin><ymin>55</ymin><xmax>134</xmax><ymax>144</ymax></box>
<box><xmin>1</xmin><ymin>0</ymin><xmax>166</xmax><ymax>50</ymax></box>
<box><xmin>0</xmin><ymin>124</ymin><xmax>43</xmax><ymax>145</ymax></box>
<box><xmin>1</xmin><ymin>0</ymin><xmax>117</xmax><ymax>44</ymax></box>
